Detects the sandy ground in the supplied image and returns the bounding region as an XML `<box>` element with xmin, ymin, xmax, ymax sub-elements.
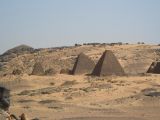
<box><xmin>0</xmin><ymin>44</ymin><xmax>160</xmax><ymax>120</ymax></box>
<box><xmin>0</xmin><ymin>73</ymin><xmax>159</xmax><ymax>120</ymax></box>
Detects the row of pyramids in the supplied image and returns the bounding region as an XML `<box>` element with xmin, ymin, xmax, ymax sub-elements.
<box><xmin>31</xmin><ymin>50</ymin><xmax>160</xmax><ymax>76</ymax></box>
<box><xmin>72</xmin><ymin>50</ymin><xmax>125</xmax><ymax>76</ymax></box>
<box><xmin>72</xmin><ymin>50</ymin><xmax>160</xmax><ymax>75</ymax></box>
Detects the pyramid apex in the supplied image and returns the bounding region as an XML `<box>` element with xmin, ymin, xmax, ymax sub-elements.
<box><xmin>72</xmin><ymin>53</ymin><xmax>95</xmax><ymax>75</ymax></box>
<box><xmin>92</xmin><ymin>50</ymin><xmax>125</xmax><ymax>76</ymax></box>
<box><xmin>31</xmin><ymin>62</ymin><xmax>44</xmax><ymax>75</ymax></box>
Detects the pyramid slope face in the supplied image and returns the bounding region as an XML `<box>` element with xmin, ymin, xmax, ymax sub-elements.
<box><xmin>31</xmin><ymin>62</ymin><xmax>44</xmax><ymax>75</ymax></box>
<box><xmin>92</xmin><ymin>50</ymin><xmax>125</xmax><ymax>76</ymax></box>
<box><xmin>72</xmin><ymin>53</ymin><xmax>95</xmax><ymax>75</ymax></box>
<box><xmin>147</xmin><ymin>62</ymin><xmax>160</xmax><ymax>74</ymax></box>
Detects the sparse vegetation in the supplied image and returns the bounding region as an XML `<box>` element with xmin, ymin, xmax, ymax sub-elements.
<box><xmin>75</xmin><ymin>43</ymin><xmax>82</xmax><ymax>47</ymax></box>
<box><xmin>137</xmin><ymin>42</ymin><xmax>145</xmax><ymax>44</ymax></box>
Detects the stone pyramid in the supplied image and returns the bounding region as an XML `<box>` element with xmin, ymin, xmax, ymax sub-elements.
<box><xmin>92</xmin><ymin>50</ymin><xmax>125</xmax><ymax>76</ymax></box>
<box><xmin>31</xmin><ymin>62</ymin><xmax>44</xmax><ymax>75</ymax></box>
<box><xmin>147</xmin><ymin>61</ymin><xmax>160</xmax><ymax>74</ymax></box>
<box><xmin>72</xmin><ymin>53</ymin><xmax>95</xmax><ymax>75</ymax></box>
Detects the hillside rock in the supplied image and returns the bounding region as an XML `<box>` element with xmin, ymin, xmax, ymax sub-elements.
<box><xmin>0</xmin><ymin>44</ymin><xmax>34</xmax><ymax>62</ymax></box>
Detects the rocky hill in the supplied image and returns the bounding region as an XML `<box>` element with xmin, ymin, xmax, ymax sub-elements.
<box><xmin>0</xmin><ymin>44</ymin><xmax>34</xmax><ymax>62</ymax></box>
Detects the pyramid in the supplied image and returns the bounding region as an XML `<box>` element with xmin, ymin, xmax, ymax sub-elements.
<box><xmin>92</xmin><ymin>50</ymin><xmax>125</xmax><ymax>76</ymax></box>
<box><xmin>31</xmin><ymin>62</ymin><xmax>44</xmax><ymax>75</ymax></box>
<box><xmin>72</xmin><ymin>53</ymin><xmax>95</xmax><ymax>75</ymax></box>
<box><xmin>147</xmin><ymin>61</ymin><xmax>160</xmax><ymax>74</ymax></box>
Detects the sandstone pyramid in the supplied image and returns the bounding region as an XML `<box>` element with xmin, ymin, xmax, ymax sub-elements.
<box><xmin>31</xmin><ymin>62</ymin><xmax>44</xmax><ymax>75</ymax></box>
<box><xmin>72</xmin><ymin>53</ymin><xmax>95</xmax><ymax>75</ymax></box>
<box><xmin>92</xmin><ymin>50</ymin><xmax>125</xmax><ymax>76</ymax></box>
<box><xmin>147</xmin><ymin>61</ymin><xmax>160</xmax><ymax>74</ymax></box>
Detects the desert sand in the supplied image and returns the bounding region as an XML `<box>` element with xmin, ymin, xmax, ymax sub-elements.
<box><xmin>0</xmin><ymin>44</ymin><xmax>160</xmax><ymax>120</ymax></box>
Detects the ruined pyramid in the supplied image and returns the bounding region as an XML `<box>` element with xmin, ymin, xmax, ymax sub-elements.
<box><xmin>31</xmin><ymin>62</ymin><xmax>44</xmax><ymax>75</ymax></box>
<box><xmin>92</xmin><ymin>50</ymin><xmax>125</xmax><ymax>76</ymax></box>
<box><xmin>147</xmin><ymin>61</ymin><xmax>160</xmax><ymax>74</ymax></box>
<box><xmin>72</xmin><ymin>53</ymin><xmax>95</xmax><ymax>75</ymax></box>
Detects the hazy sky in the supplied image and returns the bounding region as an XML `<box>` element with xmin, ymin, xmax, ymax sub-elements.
<box><xmin>0</xmin><ymin>0</ymin><xmax>160</xmax><ymax>54</ymax></box>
